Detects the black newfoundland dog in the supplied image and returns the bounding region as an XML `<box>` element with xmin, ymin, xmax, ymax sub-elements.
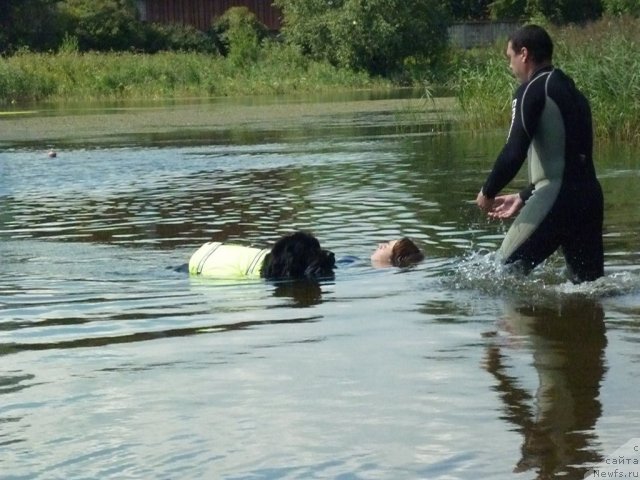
<box><xmin>186</xmin><ymin>231</ymin><xmax>335</xmax><ymax>280</ymax></box>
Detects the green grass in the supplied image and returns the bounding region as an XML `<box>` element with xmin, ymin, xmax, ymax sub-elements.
<box><xmin>449</xmin><ymin>16</ymin><xmax>640</xmax><ymax>143</ymax></box>
<box><xmin>0</xmin><ymin>42</ymin><xmax>390</xmax><ymax>104</ymax></box>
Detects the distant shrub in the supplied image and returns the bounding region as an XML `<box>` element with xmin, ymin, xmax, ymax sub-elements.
<box><xmin>213</xmin><ymin>7</ymin><xmax>267</xmax><ymax>66</ymax></box>
<box><xmin>141</xmin><ymin>23</ymin><xmax>220</xmax><ymax>54</ymax></box>
<box><xmin>602</xmin><ymin>0</ymin><xmax>640</xmax><ymax>16</ymax></box>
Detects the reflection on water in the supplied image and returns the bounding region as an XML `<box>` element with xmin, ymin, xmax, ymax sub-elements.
<box><xmin>1</xmin><ymin>98</ymin><xmax>639</xmax><ymax>479</ymax></box>
<box><xmin>270</xmin><ymin>280</ymin><xmax>326</xmax><ymax>308</ymax></box>
<box><xmin>485</xmin><ymin>296</ymin><xmax>607</xmax><ymax>479</ymax></box>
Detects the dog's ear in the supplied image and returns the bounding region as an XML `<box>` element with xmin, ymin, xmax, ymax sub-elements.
<box><xmin>261</xmin><ymin>242</ymin><xmax>307</xmax><ymax>279</ymax></box>
<box><xmin>304</xmin><ymin>249</ymin><xmax>335</xmax><ymax>279</ymax></box>
<box><xmin>261</xmin><ymin>232</ymin><xmax>335</xmax><ymax>280</ymax></box>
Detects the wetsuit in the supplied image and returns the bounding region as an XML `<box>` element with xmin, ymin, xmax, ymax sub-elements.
<box><xmin>481</xmin><ymin>66</ymin><xmax>604</xmax><ymax>283</ymax></box>
<box><xmin>189</xmin><ymin>242</ymin><xmax>269</xmax><ymax>279</ymax></box>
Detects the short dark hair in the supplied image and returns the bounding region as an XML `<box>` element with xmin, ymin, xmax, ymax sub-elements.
<box><xmin>508</xmin><ymin>24</ymin><xmax>553</xmax><ymax>63</ymax></box>
<box><xmin>390</xmin><ymin>237</ymin><xmax>424</xmax><ymax>268</ymax></box>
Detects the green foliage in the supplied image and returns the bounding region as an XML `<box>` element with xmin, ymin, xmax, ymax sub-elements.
<box><xmin>141</xmin><ymin>23</ymin><xmax>219</xmax><ymax>54</ymax></box>
<box><xmin>0</xmin><ymin>0</ymin><xmax>219</xmax><ymax>54</ymax></box>
<box><xmin>533</xmin><ymin>0</ymin><xmax>602</xmax><ymax>23</ymax></box>
<box><xmin>0</xmin><ymin>51</ymin><xmax>57</xmax><ymax>102</ymax></box>
<box><xmin>602</xmin><ymin>0</ymin><xmax>640</xmax><ymax>16</ymax></box>
<box><xmin>274</xmin><ymin>0</ymin><xmax>450</xmax><ymax>80</ymax></box>
<box><xmin>213</xmin><ymin>7</ymin><xmax>267</xmax><ymax>66</ymax></box>
<box><xmin>57</xmin><ymin>0</ymin><xmax>219</xmax><ymax>53</ymax></box>
<box><xmin>449</xmin><ymin>16</ymin><xmax>640</xmax><ymax>143</ymax></box>
<box><xmin>448</xmin><ymin>45</ymin><xmax>515</xmax><ymax>129</ymax></box>
<box><xmin>489</xmin><ymin>0</ymin><xmax>527</xmax><ymax>19</ymax></box>
<box><xmin>553</xmin><ymin>17</ymin><xmax>640</xmax><ymax>141</ymax></box>
<box><xmin>0</xmin><ymin>0</ymin><xmax>65</xmax><ymax>53</ymax></box>
<box><xmin>60</xmin><ymin>0</ymin><xmax>143</xmax><ymax>51</ymax></box>
<box><xmin>447</xmin><ymin>0</ymin><xmax>492</xmax><ymax>20</ymax></box>
<box><xmin>489</xmin><ymin>0</ymin><xmax>602</xmax><ymax>22</ymax></box>
<box><xmin>59</xmin><ymin>34</ymin><xmax>80</xmax><ymax>55</ymax></box>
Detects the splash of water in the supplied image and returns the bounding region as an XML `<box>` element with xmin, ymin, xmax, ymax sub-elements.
<box><xmin>555</xmin><ymin>271</ymin><xmax>640</xmax><ymax>297</ymax></box>
<box><xmin>444</xmin><ymin>250</ymin><xmax>640</xmax><ymax>300</ymax></box>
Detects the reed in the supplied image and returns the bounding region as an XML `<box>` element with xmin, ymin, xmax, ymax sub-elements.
<box><xmin>449</xmin><ymin>47</ymin><xmax>514</xmax><ymax>131</ymax></box>
<box><xmin>554</xmin><ymin>16</ymin><xmax>640</xmax><ymax>142</ymax></box>
<box><xmin>449</xmin><ymin>16</ymin><xmax>640</xmax><ymax>143</ymax></box>
<box><xmin>0</xmin><ymin>43</ymin><xmax>389</xmax><ymax>104</ymax></box>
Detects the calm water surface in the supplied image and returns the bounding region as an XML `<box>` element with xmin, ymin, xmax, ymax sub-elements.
<box><xmin>1</xmin><ymin>95</ymin><xmax>639</xmax><ymax>480</ymax></box>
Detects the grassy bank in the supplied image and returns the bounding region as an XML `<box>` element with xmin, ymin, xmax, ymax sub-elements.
<box><xmin>2</xmin><ymin>16</ymin><xmax>639</xmax><ymax>144</ymax></box>
<box><xmin>449</xmin><ymin>16</ymin><xmax>640</xmax><ymax>143</ymax></box>
<box><xmin>0</xmin><ymin>43</ymin><xmax>390</xmax><ymax>104</ymax></box>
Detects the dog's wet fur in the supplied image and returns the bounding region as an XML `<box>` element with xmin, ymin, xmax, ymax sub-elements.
<box><xmin>260</xmin><ymin>231</ymin><xmax>335</xmax><ymax>280</ymax></box>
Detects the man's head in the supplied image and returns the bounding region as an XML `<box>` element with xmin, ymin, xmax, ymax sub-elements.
<box><xmin>506</xmin><ymin>25</ymin><xmax>554</xmax><ymax>82</ymax></box>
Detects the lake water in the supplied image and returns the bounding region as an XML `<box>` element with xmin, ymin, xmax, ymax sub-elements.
<box><xmin>1</xmin><ymin>95</ymin><xmax>639</xmax><ymax>479</ymax></box>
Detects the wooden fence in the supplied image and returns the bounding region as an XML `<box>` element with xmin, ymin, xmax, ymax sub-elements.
<box><xmin>448</xmin><ymin>21</ymin><xmax>521</xmax><ymax>49</ymax></box>
<box><xmin>136</xmin><ymin>0</ymin><xmax>282</xmax><ymax>31</ymax></box>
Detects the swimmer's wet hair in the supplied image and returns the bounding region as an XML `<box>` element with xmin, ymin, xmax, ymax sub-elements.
<box><xmin>390</xmin><ymin>237</ymin><xmax>424</xmax><ymax>268</ymax></box>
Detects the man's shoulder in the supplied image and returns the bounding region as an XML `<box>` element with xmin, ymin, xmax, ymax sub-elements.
<box><xmin>524</xmin><ymin>69</ymin><xmax>552</xmax><ymax>93</ymax></box>
<box><xmin>512</xmin><ymin>80</ymin><xmax>540</xmax><ymax>113</ymax></box>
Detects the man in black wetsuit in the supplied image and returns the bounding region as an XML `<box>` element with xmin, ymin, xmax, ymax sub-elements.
<box><xmin>475</xmin><ymin>25</ymin><xmax>604</xmax><ymax>283</ymax></box>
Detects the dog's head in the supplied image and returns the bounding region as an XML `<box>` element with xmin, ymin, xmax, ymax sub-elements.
<box><xmin>261</xmin><ymin>231</ymin><xmax>335</xmax><ymax>280</ymax></box>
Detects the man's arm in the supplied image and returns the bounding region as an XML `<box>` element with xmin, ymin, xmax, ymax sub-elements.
<box><xmin>481</xmin><ymin>80</ymin><xmax>545</xmax><ymax>199</ymax></box>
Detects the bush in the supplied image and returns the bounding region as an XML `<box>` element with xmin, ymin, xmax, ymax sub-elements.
<box><xmin>60</xmin><ymin>0</ymin><xmax>144</xmax><ymax>51</ymax></box>
<box><xmin>141</xmin><ymin>23</ymin><xmax>220</xmax><ymax>54</ymax></box>
<box><xmin>602</xmin><ymin>0</ymin><xmax>640</xmax><ymax>16</ymax></box>
<box><xmin>213</xmin><ymin>7</ymin><xmax>267</xmax><ymax>66</ymax></box>
<box><xmin>274</xmin><ymin>0</ymin><xmax>450</xmax><ymax>80</ymax></box>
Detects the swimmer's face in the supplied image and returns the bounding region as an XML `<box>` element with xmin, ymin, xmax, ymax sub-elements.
<box><xmin>370</xmin><ymin>240</ymin><xmax>398</xmax><ymax>268</ymax></box>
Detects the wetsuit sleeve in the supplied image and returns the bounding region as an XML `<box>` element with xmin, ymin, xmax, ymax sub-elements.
<box><xmin>519</xmin><ymin>183</ymin><xmax>535</xmax><ymax>203</ymax></box>
<box><xmin>481</xmin><ymin>81</ymin><xmax>545</xmax><ymax>199</ymax></box>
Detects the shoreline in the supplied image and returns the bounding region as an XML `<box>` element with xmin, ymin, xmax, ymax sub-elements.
<box><xmin>0</xmin><ymin>97</ymin><xmax>456</xmax><ymax>146</ymax></box>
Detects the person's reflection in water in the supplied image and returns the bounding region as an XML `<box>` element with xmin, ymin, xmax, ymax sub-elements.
<box><xmin>271</xmin><ymin>280</ymin><xmax>325</xmax><ymax>308</ymax></box>
<box><xmin>484</xmin><ymin>296</ymin><xmax>607</xmax><ymax>479</ymax></box>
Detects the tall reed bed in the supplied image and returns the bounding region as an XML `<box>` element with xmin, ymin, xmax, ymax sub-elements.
<box><xmin>450</xmin><ymin>16</ymin><xmax>640</xmax><ymax>143</ymax></box>
<box><xmin>448</xmin><ymin>47</ymin><xmax>514</xmax><ymax>131</ymax></box>
<box><xmin>0</xmin><ymin>43</ymin><xmax>388</xmax><ymax>104</ymax></box>
<box><xmin>555</xmin><ymin>17</ymin><xmax>639</xmax><ymax>142</ymax></box>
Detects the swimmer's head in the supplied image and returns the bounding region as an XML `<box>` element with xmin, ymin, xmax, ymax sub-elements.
<box><xmin>370</xmin><ymin>237</ymin><xmax>424</xmax><ymax>268</ymax></box>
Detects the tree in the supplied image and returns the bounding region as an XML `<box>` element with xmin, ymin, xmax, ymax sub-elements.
<box><xmin>0</xmin><ymin>0</ymin><xmax>64</xmax><ymax>53</ymax></box>
<box><xmin>527</xmin><ymin>0</ymin><xmax>602</xmax><ymax>23</ymax></box>
<box><xmin>488</xmin><ymin>0</ymin><xmax>603</xmax><ymax>22</ymax></box>
<box><xmin>60</xmin><ymin>0</ymin><xmax>143</xmax><ymax>51</ymax></box>
<box><xmin>488</xmin><ymin>0</ymin><xmax>527</xmax><ymax>19</ymax></box>
<box><xmin>447</xmin><ymin>0</ymin><xmax>492</xmax><ymax>20</ymax></box>
<box><xmin>274</xmin><ymin>0</ymin><xmax>450</xmax><ymax>79</ymax></box>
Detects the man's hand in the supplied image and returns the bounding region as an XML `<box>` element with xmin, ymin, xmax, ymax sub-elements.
<box><xmin>476</xmin><ymin>190</ymin><xmax>494</xmax><ymax>212</ymax></box>
<box><xmin>487</xmin><ymin>194</ymin><xmax>523</xmax><ymax>219</ymax></box>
